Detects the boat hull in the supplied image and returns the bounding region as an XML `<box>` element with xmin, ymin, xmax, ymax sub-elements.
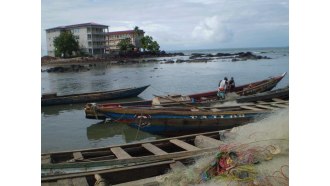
<box><xmin>41</xmin><ymin>85</ymin><xmax>150</xmax><ymax>106</ymax></box>
<box><xmin>85</xmin><ymin>73</ymin><xmax>286</xmax><ymax>120</ymax></box>
<box><xmin>104</xmin><ymin>111</ymin><xmax>268</xmax><ymax>136</ymax></box>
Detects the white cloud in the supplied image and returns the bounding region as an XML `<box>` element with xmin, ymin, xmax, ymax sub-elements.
<box><xmin>192</xmin><ymin>16</ymin><xmax>233</xmax><ymax>43</ymax></box>
<box><xmin>41</xmin><ymin>0</ymin><xmax>288</xmax><ymax>52</ymax></box>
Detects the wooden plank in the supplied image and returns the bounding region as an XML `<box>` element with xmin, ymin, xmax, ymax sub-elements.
<box><xmin>170</xmin><ymin>139</ymin><xmax>200</xmax><ymax>151</ymax></box>
<box><xmin>194</xmin><ymin>135</ymin><xmax>224</xmax><ymax>148</ymax></box>
<box><xmin>71</xmin><ymin>177</ymin><xmax>89</xmax><ymax>186</ymax></box>
<box><xmin>272</xmin><ymin>98</ymin><xmax>285</xmax><ymax>102</ymax></box>
<box><xmin>273</xmin><ymin>104</ymin><xmax>288</xmax><ymax>108</ymax></box>
<box><xmin>255</xmin><ymin>104</ymin><xmax>278</xmax><ymax>110</ymax></box>
<box><xmin>240</xmin><ymin>105</ymin><xmax>264</xmax><ymax>111</ymax></box>
<box><xmin>114</xmin><ymin>176</ymin><xmax>161</xmax><ymax>186</ymax></box>
<box><xmin>41</xmin><ymin>154</ymin><xmax>52</xmax><ymax>164</ymax></box>
<box><xmin>114</xmin><ymin>162</ymin><xmax>184</xmax><ymax>186</ymax></box>
<box><xmin>73</xmin><ymin>152</ymin><xmax>84</xmax><ymax>160</ymax></box>
<box><xmin>111</xmin><ymin>147</ymin><xmax>132</xmax><ymax>159</ymax></box>
<box><xmin>257</xmin><ymin>101</ymin><xmax>268</xmax><ymax>104</ymax></box>
<box><xmin>142</xmin><ymin>143</ymin><xmax>168</xmax><ymax>155</ymax></box>
<box><xmin>42</xmin><ymin>160</ymin><xmax>175</xmax><ymax>182</ymax></box>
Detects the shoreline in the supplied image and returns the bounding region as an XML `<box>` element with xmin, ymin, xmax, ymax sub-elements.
<box><xmin>42</xmin><ymin>51</ymin><xmax>271</xmax><ymax>66</ymax></box>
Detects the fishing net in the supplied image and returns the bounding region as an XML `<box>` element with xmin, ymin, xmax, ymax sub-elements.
<box><xmin>158</xmin><ymin>109</ymin><xmax>289</xmax><ymax>186</ymax></box>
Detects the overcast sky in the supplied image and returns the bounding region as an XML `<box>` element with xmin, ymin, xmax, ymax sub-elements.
<box><xmin>41</xmin><ymin>0</ymin><xmax>288</xmax><ymax>53</ymax></box>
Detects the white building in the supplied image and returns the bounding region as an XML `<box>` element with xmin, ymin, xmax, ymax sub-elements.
<box><xmin>46</xmin><ymin>22</ymin><xmax>109</xmax><ymax>57</ymax></box>
<box><xmin>106</xmin><ymin>30</ymin><xmax>144</xmax><ymax>52</ymax></box>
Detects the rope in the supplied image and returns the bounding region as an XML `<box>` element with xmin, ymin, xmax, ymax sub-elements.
<box><xmin>134</xmin><ymin>112</ymin><xmax>143</xmax><ymax>140</ymax></box>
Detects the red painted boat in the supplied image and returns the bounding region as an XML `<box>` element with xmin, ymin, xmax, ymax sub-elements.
<box><xmin>85</xmin><ymin>72</ymin><xmax>286</xmax><ymax>120</ymax></box>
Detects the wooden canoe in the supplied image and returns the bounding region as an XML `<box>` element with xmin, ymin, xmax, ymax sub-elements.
<box><xmin>85</xmin><ymin>72</ymin><xmax>287</xmax><ymax>120</ymax></box>
<box><xmin>41</xmin><ymin>85</ymin><xmax>150</xmax><ymax>106</ymax></box>
<box><xmin>236</xmin><ymin>86</ymin><xmax>289</xmax><ymax>103</ymax></box>
<box><xmin>42</xmin><ymin>130</ymin><xmax>230</xmax><ymax>180</ymax></box>
<box><xmin>95</xmin><ymin>100</ymin><xmax>288</xmax><ymax>136</ymax></box>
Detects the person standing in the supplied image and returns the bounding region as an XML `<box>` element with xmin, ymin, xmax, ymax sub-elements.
<box><xmin>217</xmin><ymin>77</ymin><xmax>228</xmax><ymax>100</ymax></box>
<box><xmin>228</xmin><ymin>77</ymin><xmax>235</xmax><ymax>91</ymax></box>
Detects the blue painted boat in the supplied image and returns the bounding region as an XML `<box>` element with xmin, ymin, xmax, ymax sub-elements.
<box><xmin>41</xmin><ymin>85</ymin><xmax>150</xmax><ymax>106</ymax></box>
<box><xmin>85</xmin><ymin>72</ymin><xmax>287</xmax><ymax>120</ymax></box>
<box><xmin>99</xmin><ymin>100</ymin><xmax>288</xmax><ymax>136</ymax></box>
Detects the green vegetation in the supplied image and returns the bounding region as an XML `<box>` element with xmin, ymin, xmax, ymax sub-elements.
<box><xmin>141</xmin><ymin>35</ymin><xmax>160</xmax><ymax>52</ymax></box>
<box><xmin>53</xmin><ymin>31</ymin><xmax>80</xmax><ymax>58</ymax></box>
<box><xmin>116</xmin><ymin>26</ymin><xmax>161</xmax><ymax>53</ymax></box>
<box><xmin>117</xmin><ymin>38</ymin><xmax>135</xmax><ymax>52</ymax></box>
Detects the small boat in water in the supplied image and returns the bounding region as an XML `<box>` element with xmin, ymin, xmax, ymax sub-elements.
<box><xmin>95</xmin><ymin>99</ymin><xmax>289</xmax><ymax>136</ymax></box>
<box><xmin>85</xmin><ymin>72</ymin><xmax>287</xmax><ymax>120</ymax></box>
<box><xmin>41</xmin><ymin>85</ymin><xmax>150</xmax><ymax>106</ymax></box>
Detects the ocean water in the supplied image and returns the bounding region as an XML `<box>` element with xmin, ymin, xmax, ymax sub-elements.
<box><xmin>41</xmin><ymin>47</ymin><xmax>289</xmax><ymax>153</ymax></box>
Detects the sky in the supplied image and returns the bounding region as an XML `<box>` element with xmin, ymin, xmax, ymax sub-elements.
<box><xmin>41</xmin><ymin>0</ymin><xmax>288</xmax><ymax>54</ymax></box>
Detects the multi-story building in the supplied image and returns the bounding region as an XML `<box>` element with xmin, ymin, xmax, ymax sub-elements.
<box><xmin>46</xmin><ymin>22</ymin><xmax>109</xmax><ymax>57</ymax></box>
<box><xmin>106</xmin><ymin>30</ymin><xmax>145</xmax><ymax>52</ymax></box>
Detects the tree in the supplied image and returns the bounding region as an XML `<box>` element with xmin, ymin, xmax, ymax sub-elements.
<box><xmin>133</xmin><ymin>26</ymin><xmax>144</xmax><ymax>50</ymax></box>
<box><xmin>134</xmin><ymin>26</ymin><xmax>141</xmax><ymax>36</ymax></box>
<box><xmin>141</xmin><ymin>35</ymin><xmax>153</xmax><ymax>52</ymax></box>
<box><xmin>141</xmin><ymin>35</ymin><xmax>160</xmax><ymax>52</ymax></box>
<box><xmin>117</xmin><ymin>38</ymin><xmax>134</xmax><ymax>52</ymax></box>
<box><xmin>53</xmin><ymin>31</ymin><xmax>79</xmax><ymax>58</ymax></box>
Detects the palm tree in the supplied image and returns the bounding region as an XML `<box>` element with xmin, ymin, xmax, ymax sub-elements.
<box><xmin>133</xmin><ymin>26</ymin><xmax>143</xmax><ymax>51</ymax></box>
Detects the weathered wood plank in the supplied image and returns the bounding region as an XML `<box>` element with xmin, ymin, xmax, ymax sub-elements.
<box><xmin>71</xmin><ymin>177</ymin><xmax>89</xmax><ymax>186</ymax></box>
<box><xmin>255</xmin><ymin>104</ymin><xmax>278</xmax><ymax>110</ymax></box>
<box><xmin>113</xmin><ymin>162</ymin><xmax>185</xmax><ymax>186</ymax></box>
<box><xmin>73</xmin><ymin>152</ymin><xmax>84</xmax><ymax>160</ymax></box>
<box><xmin>257</xmin><ymin>101</ymin><xmax>268</xmax><ymax>104</ymax></box>
<box><xmin>273</xmin><ymin>104</ymin><xmax>288</xmax><ymax>108</ymax></box>
<box><xmin>41</xmin><ymin>154</ymin><xmax>52</xmax><ymax>164</ymax></box>
<box><xmin>170</xmin><ymin>139</ymin><xmax>200</xmax><ymax>151</ymax></box>
<box><xmin>272</xmin><ymin>98</ymin><xmax>285</xmax><ymax>102</ymax></box>
<box><xmin>194</xmin><ymin>135</ymin><xmax>224</xmax><ymax>148</ymax></box>
<box><xmin>111</xmin><ymin>147</ymin><xmax>132</xmax><ymax>159</ymax></box>
<box><xmin>142</xmin><ymin>143</ymin><xmax>168</xmax><ymax>155</ymax></box>
<box><xmin>240</xmin><ymin>105</ymin><xmax>264</xmax><ymax>111</ymax></box>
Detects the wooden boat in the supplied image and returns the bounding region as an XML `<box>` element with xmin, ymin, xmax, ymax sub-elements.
<box><xmin>42</xmin><ymin>130</ymin><xmax>230</xmax><ymax>181</ymax></box>
<box><xmin>41</xmin><ymin>85</ymin><xmax>150</xmax><ymax>106</ymax></box>
<box><xmin>236</xmin><ymin>86</ymin><xmax>289</xmax><ymax>103</ymax></box>
<box><xmin>95</xmin><ymin>99</ymin><xmax>289</xmax><ymax>136</ymax></box>
<box><xmin>85</xmin><ymin>72</ymin><xmax>287</xmax><ymax>120</ymax></box>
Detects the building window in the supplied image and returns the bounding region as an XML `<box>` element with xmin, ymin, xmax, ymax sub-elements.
<box><xmin>88</xmin><ymin>34</ymin><xmax>91</xmax><ymax>40</ymax></box>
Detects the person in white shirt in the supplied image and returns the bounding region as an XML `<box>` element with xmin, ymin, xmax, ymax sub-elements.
<box><xmin>217</xmin><ymin>77</ymin><xmax>228</xmax><ymax>99</ymax></box>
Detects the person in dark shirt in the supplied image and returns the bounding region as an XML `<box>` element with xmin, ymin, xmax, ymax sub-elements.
<box><xmin>228</xmin><ymin>77</ymin><xmax>235</xmax><ymax>91</ymax></box>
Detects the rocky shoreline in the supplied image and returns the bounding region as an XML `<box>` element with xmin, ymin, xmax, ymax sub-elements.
<box><xmin>41</xmin><ymin>51</ymin><xmax>271</xmax><ymax>73</ymax></box>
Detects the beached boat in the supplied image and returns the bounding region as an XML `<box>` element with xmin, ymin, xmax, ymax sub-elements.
<box><xmin>85</xmin><ymin>72</ymin><xmax>287</xmax><ymax>120</ymax></box>
<box><xmin>236</xmin><ymin>86</ymin><xmax>289</xmax><ymax>103</ymax></box>
<box><xmin>41</xmin><ymin>85</ymin><xmax>150</xmax><ymax>106</ymax></box>
<box><xmin>42</xmin><ymin>130</ymin><xmax>229</xmax><ymax>179</ymax></box>
<box><xmin>95</xmin><ymin>99</ymin><xmax>289</xmax><ymax>136</ymax></box>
